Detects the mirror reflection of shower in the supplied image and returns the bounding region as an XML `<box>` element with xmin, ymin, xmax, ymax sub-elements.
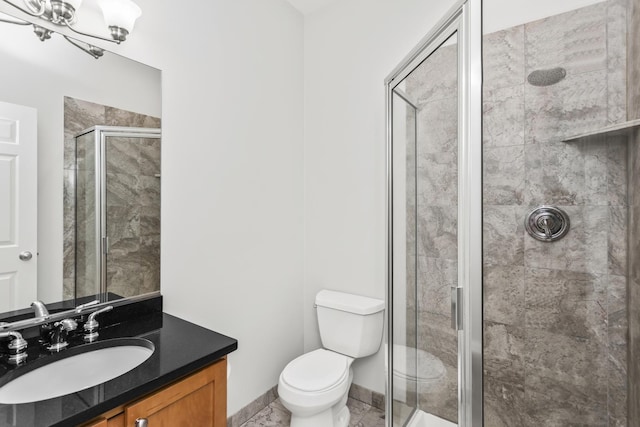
<box><xmin>75</xmin><ymin>126</ymin><xmax>161</xmax><ymax>302</ymax></box>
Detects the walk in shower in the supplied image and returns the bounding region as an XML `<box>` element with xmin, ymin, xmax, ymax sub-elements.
<box><xmin>387</xmin><ymin>0</ymin><xmax>639</xmax><ymax>425</ymax></box>
<box><xmin>75</xmin><ymin>126</ymin><xmax>161</xmax><ymax>302</ymax></box>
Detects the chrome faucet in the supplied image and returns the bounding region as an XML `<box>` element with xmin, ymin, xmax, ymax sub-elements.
<box><xmin>47</xmin><ymin>318</ymin><xmax>78</xmax><ymax>352</ymax></box>
<box><xmin>31</xmin><ymin>300</ymin><xmax>52</xmax><ymax>343</ymax></box>
<box><xmin>0</xmin><ymin>299</ymin><xmax>110</xmax><ymax>356</ymax></box>
<box><xmin>30</xmin><ymin>300</ymin><xmax>50</xmax><ymax>319</ymax></box>
<box><xmin>74</xmin><ymin>299</ymin><xmax>99</xmax><ymax>313</ymax></box>
<box><xmin>84</xmin><ymin>306</ymin><xmax>113</xmax><ymax>342</ymax></box>
<box><xmin>0</xmin><ymin>330</ymin><xmax>28</xmax><ymax>365</ymax></box>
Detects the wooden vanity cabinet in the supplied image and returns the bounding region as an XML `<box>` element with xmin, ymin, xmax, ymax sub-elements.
<box><xmin>82</xmin><ymin>357</ymin><xmax>227</xmax><ymax>427</ymax></box>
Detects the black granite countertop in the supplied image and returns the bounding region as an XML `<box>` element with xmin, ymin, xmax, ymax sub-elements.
<box><xmin>0</xmin><ymin>299</ymin><xmax>238</xmax><ymax>427</ymax></box>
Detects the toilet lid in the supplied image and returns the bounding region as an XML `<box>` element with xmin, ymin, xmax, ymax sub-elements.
<box><xmin>391</xmin><ymin>344</ymin><xmax>446</xmax><ymax>385</ymax></box>
<box><xmin>282</xmin><ymin>349</ymin><xmax>350</xmax><ymax>392</ymax></box>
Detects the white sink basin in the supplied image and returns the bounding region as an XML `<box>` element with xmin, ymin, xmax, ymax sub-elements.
<box><xmin>0</xmin><ymin>337</ymin><xmax>154</xmax><ymax>404</ymax></box>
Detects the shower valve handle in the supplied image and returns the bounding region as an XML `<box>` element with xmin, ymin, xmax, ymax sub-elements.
<box><xmin>540</xmin><ymin>217</ymin><xmax>553</xmax><ymax>238</ymax></box>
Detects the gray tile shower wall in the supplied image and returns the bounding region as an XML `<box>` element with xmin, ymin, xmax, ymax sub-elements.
<box><xmin>627</xmin><ymin>0</ymin><xmax>640</xmax><ymax>424</ymax></box>
<box><xmin>63</xmin><ymin>97</ymin><xmax>161</xmax><ymax>300</ymax></box>
<box><xmin>483</xmin><ymin>1</ymin><xmax>628</xmax><ymax>426</ymax></box>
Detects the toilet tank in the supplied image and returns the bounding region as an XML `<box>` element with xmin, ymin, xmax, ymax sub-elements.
<box><xmin>315</xmin><ymin>290</ymin><xmax>385</xmax><ymax>358</ymax></box>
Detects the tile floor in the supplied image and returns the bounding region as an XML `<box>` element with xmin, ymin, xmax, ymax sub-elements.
<box><xmin>240</xmin><ymin>397</ymin><xmax>385</xmax><ymax>427</ymax></box>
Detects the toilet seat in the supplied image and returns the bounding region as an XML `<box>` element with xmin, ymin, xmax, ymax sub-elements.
<box><xmin>278</xmin><ymin>349</ymin><xmax>354</xmax><ymax>416</ymax></box>
<box><xmin>281</xmin><ymin>349</ymin><xmax>350</xmax><ymax>392</ymax></box>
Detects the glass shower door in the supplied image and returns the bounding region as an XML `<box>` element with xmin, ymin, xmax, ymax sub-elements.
<box><xmin>387</xmin><ymin>1</ymin><xmax>482</xmax><ymax>425</ymax></box>
<box><xmin>391</xmin><ymin>84</ymin><xmax>419</xmax><ymax>426</ymax></box>
<box><xmin>390</xmin><ymin>30</ymin><xmax>460</xmax><ymax>427</ymax></box>
<box><xmin>75</xmin><ymin>130</ymin><xmax>101</xmax><ymax>299</ymax></box>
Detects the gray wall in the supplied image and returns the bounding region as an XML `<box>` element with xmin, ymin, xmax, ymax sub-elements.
<box><xmin>482</xmin><ymin>1</ymin><xmax>628</xmax><ymax>425</ymax></box>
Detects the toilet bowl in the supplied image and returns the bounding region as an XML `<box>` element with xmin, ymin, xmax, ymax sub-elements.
<box><xmin>278</xmin><ymin>349</ymin><xmax>353</xmax><ymax>426</ymax></box>
<box><xmin>278</xmin><ymin>290</ymin><xmax>385</xmax><ymax>427</ymax></box>
<box><xmin>386</xmin><ymin>344</ymin><xmax>446</xmax><ymax>402</ymax></box>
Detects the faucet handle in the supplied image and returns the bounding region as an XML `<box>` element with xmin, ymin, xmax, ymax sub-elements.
<box><xmin>56</xmin><ymin>318</ymin><xmax>78</xmax><ymax>332</ymax></box>
<box><xmin>84</xmin><ymin>306</ymin><xmax>113</xmax><ymax>342</ymax></box>
<box><xmin>75</xmin><ymin>300</ymin><xmax>99</xmax><ymax>313</ymax></box>
<box><xmin>46</xmin><ymin>319</ymin><xmax>78</xmax><ymax>352</ymax></box>
<box><xmin>0</xmin><ymin>331</ymin><xmax>28</xmax><ymax>365</ymax></box>
<box><xmin>31</xmin><ymin>300</ymin><xmax>50</xmax><ymax>319</ymax></box>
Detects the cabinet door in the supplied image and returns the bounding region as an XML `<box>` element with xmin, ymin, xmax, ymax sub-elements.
<box><xmin>83</xmin><ymin>419</ymin><xmax>107</xmax><ymax>427</ymax></box>
<box><xmin>125</xmin><ymin>358</ymin><xmax>226</xmax><ymax>427</ymax></box>
<box><xmin>107</xmin><ymin>414</ymin><xmax>124</xmax><ymax>427</ymax></box>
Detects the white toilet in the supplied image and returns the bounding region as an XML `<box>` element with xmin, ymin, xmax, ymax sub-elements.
<box><xmin>386</xmin><ymin>344</ymin><xmax>446</xmax><ymax>402</ymax></box>
<box><xmin>278</xmin><ymin>290</ymin><xmax>385</xmax><ymax>427</ymax></box>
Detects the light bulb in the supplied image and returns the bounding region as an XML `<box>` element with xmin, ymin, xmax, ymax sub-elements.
<box><xmin>97</xmin><ymin>0</ymin><xmax>142</xmax><ymax>36</ymax></box>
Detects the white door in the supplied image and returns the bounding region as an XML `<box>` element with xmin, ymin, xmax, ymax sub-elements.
<box><xmin>0</xmin><ymin>101</ymin><xmax>37</xmax><ymax>313</ymax></box>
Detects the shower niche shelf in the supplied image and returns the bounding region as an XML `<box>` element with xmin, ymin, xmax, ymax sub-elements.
<box><xmin>562</xmin><ymin>118</ymin><xmax>640</xmax><ymax>143</ymax></box>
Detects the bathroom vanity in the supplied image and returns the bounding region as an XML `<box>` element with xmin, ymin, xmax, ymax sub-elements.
<box><xmin>83</xmin><ymin>358</ymin><xmax>227</xmax><ymax>427</ymax></box>
<box><xmin>0</xmin><ymin>296</ymin><xmax>238</xmax><ymax>427</ymax></box>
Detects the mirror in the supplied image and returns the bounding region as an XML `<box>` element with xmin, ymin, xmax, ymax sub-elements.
<box><xmin>0</xmin><ymin>9</ymin><xmax>161</xmax><ymax>313</ymax></box>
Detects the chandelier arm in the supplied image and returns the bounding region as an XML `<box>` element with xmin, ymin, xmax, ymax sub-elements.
<box><xmin>0</xmin><ymin>0</ymin><xmax>45</xmax><ymax>17</ymax></box>
<box><xmin>63</xmin><ymin>35</ymin><xmax>101</xmax><ymax>59</ymax></box>
<box><xmin>0</xmin><ymin>16</ymin><xmax>31</xmax><ymax>25</ymax></box>
<box><xmin>63</xmin><ymin>20</ymin><xmax>119</xmax><ymax>44</ymax></box>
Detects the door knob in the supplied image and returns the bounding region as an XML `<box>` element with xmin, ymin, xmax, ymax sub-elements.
<box><xmin>19</xmin><ymin>251</ymin><xmax>33</xmax><ymax>261</ymax></box>
<box><xmin>135</xmin><ymin>418</ymin><xmax>148</xmax><ymax>427</ymax></box>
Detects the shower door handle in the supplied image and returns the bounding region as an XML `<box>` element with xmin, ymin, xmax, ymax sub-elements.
<box><xmin>451</xmin><ymin>286</ymin><xmax>463</xmax><ymax>331</ymax></box>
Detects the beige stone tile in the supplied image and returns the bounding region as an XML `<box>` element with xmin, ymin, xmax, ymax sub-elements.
<box><xmin>417</xmin><ymin>205</ymin><xmax>457</xmax><ymax>260</ymax></box>
<box><xmin>483</xmin><ymin>377</ymin><xmax>526</xmax><ymax>427</ymax></box>
<box><xmin>483</xmin><ymin>25</ymin><xmax>525</xmax><ymax>92</ymax></box>
<box><xmin>416</xmin><ymin>151</ymin><xmax>458</xmax><ymax>207</ymax></box>
<box><xmin>483</xmin><ymin>205</ymin><xmax>524</xmax><ymax>266</ymax></box>
<box><xmin>483</xmin><ymin>84</ymin><xmax>525</xmax><ymax>149</ymax></box>
<box><xmin>524</xmin><ymin>70</ymin><xmax>608</xmax><ymax>144</ymax></box>
<box><xmin>351</xmin><ymin>408</ymin><xmax>385</xmax><ymax>427</ymax></box>
<box><xmin>483</xmin><ymin>145</ymin><xmax>525</xmax><ymax>205</ymax></box>
<box><xmin>524</xmin><ymin>328</ymin><xmax>608</xmax><ymax>424</ymax></box>
<box><xmin>240</xmin><ymin>405</ymin><xmax>290</xmax><ymax>427</ymax></box>
<box><xmin>417</xmin><ymin>257</ymin><xmax>457</xmax><ymax>317</ymax></box>
<box><xmin>405</xmin><ymin>40</ymin><xmax>457</xmax><ymax>105</ymax></box>
<box><xmin>483</xmin><ymin>264</ymin><xmax>525</xmax><ymax>325</ymax></box>
<box><xmin>348</xmin><ymin>384</ymin><xmax>372</xmax><ymax>405</ymax></box>
<box><xmin>484</xmin><ymin>321</ymin><xmax>525</xmax><ymax>384</ymax></box>
<box><xmin>416</xmin><ymin>98</ymin><xmax>458</xmax><ymax>154</ymax></box>
<box><xmin>606</xmin><ymin>0</ymin><xmax>627</xmax><ymax>124</ymax></box>
<box><xmin>524</xmin><ymin>267</ymin><xmax>607</xmax><ymax>340</ymax></box>
<box><xmin>418</xmin><ymin>363</ymin><xmax>458</xmax><ymax>424</ymax></box>
<box><xmin>524</xmin><ymin>2</ymin><xmax>607</xmax><ymax>76</ymax></box>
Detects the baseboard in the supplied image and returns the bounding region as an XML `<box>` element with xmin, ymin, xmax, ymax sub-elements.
<box><xmin>227</xmin><ymin>382</ymin><xmax>385</xmax><ymax>426</ymax></box>
<box><xmin>227</xmin><ymin>385</ymin><xmax>279</xmax><ymax>427</ymax></box>
<box><xmin>348</xmin><ymin>383</ymin><xmax>386</xmax><ymax>411</ymax></box>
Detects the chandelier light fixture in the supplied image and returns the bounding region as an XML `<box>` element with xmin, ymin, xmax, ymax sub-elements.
<box><xmin>0</xmin><ymin>0</ymin><xmax>142</xmax><ymax>58</ymax></box>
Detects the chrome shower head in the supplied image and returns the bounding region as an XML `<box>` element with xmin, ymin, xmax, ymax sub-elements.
<box><xmin>527</xmin><ymin>67</ymin><xmax>567</xmax><ymax>87</ymax></box>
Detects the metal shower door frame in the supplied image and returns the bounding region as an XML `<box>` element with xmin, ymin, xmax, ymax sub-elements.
<box><xmin>76</xmin><ymin>125</ymin><xmax>161</xmax><ymax>302</ymax></box>
<box><xmin>384</xmin><ymin>0</ymin><xmax>482</xmax><ymax>425</ymax></box>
